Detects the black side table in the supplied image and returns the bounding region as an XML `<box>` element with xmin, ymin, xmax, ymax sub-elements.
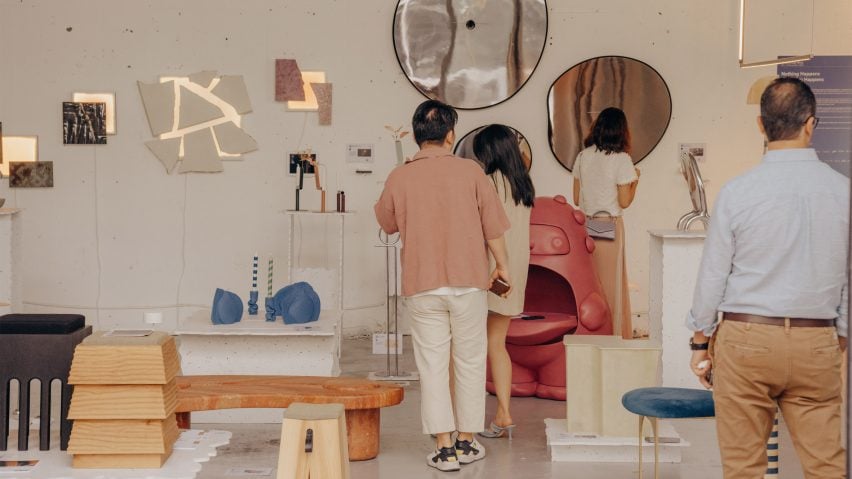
<box><xmin>0</xmin><ymin>314</ymin><xmax>92</xmax><ymax>451</ymax></box>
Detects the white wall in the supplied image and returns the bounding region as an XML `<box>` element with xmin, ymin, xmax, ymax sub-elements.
<box><xmin>0</xmin><ymin>0</ymin><xmax>849</xmax><ymax>334</ymax></box>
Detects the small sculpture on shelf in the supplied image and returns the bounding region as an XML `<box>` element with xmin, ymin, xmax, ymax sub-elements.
<box><xmin>677</xmin><ymin>152</ymin><xmax>710</xmax><ymax>230</ymax></box>
<box><xmin>247</xmin><ymin>253</ymin><xmax>259</xmax><ymax>315</ymax></box>
<box><xmin>384</xmin><ymin>125</ymin><xmax>410</xmax><ymax>165</ymax></box>
<box><xmin>292</xmin><ymin>149</ymin><xmax>327</xmax><ymax>212</ymax></box>
<box><xmin>265</xmin><ymin>258</ymin><xmax>276</xmax><ymax>321</ymax></box>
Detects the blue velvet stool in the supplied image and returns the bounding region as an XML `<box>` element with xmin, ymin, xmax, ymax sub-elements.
<box><xmin>622</xmin><ymin>387</ymin><xmax>714</xmax><ymax>479</ymax></box>
<box><xmin>0</xmin><ymin>314</ymin><xmax>92</xmax><ymax>451</ymax></box>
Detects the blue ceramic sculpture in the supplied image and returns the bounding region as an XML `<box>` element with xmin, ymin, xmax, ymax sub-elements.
<box><xmin>211</xmin><ymin>288</ymin><xmax>244</xmax><ymax>325</ymax></box>
<box><xmin>268</xmin><ymin>282</ymin><xmax>321</xmax><ymax>324</ymax></box>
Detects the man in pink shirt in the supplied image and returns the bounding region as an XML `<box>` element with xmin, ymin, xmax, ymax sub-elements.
<box><xmin>375</xmin><ymin>100</ymin><xmax>511</xmax><ymax>472</ymax></box>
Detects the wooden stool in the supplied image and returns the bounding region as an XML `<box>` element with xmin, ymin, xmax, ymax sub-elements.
<box><xmin>278</xmin><ymin>403</ymin><xmax>349</xmax><ymax>479</ymax></box>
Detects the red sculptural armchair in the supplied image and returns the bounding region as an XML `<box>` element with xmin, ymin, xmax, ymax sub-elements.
<box><xmin>486</xmin><ymin>195</ymin><xmax>612</xmax><ymax>401</ymax></box>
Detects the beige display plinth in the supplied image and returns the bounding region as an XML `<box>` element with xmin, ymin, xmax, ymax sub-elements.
<box><xmin>564</xmin><ymin>336</ymin><xmax>661</xmax><ymax>438</ymax></box>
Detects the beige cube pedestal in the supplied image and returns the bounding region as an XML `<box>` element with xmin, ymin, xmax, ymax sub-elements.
<box><xmin>564</xmin><ymin>336</ymin><xmax>661</xmax><ymax>437</ymax></box>
<box><xmin>278</xmin><ymin>403</ymin><xmax>349</xmax><ymax>479</ymax></box>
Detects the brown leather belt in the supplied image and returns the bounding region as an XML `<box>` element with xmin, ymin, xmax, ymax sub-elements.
<box><xmin>724</xmin><ymin>312</ymin><xmax>835</xmax><ymax>328</ymax></box>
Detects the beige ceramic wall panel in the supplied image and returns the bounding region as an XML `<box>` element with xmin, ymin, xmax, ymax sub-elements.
<box><xmin>211</xmin><ymin>75</ymin><xmax>253</xmax><ymax>114</ymax></box>
<box><xmin>189</xmin><ymin>70</ymin><xmax>218</xmax><ymax>88</ymax></box>
<box><xmin>564</xmin><ymin>336</ymin><xmax>661</xmax><ymax>437</ymax></box>
<box><xmin>179</xmin><ymin>128</ymin><xmax>223</xmax><ymax>173</ymax></box>
<box><xmin>177</xmin><ymin>86</ymin><xmax>225</xmax><ymax>130</ymax></box>
<box><xmin>213</xmin><ymin>122</ymin><xmax>258</xmax><ymax>155</ymax></box>
<box><xmin>145</xmin><ymin>137</ymin><xmax>182</xmax><ymax>173</ymax></box>
<box><xmin>137</xmin><ymin>81</ymin><xmax>176</xmax><ymax>136</ymax></box>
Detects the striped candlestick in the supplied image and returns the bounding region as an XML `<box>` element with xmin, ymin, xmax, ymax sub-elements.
<box><xmin>251</xmin><ymin>254</ymin><xmax>258</xmax><ymax>291</ymax></box>
<box><xmin>267</xmin><ymin>258</ymin><xmax>274</xmax><ymax>297</ymax></box>
<box><xmin>765</xmin><ymin>409</ymin><xmax>779</xmax><ymax>478</ymax></box>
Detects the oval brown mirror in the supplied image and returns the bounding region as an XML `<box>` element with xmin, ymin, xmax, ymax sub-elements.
<box><xmin>454</xmin><ymin>124</ymin><xmax>532</xmax><ymax>171</ymax></box>
<box><xmin>547</xmin><ymin>56</ymin><xmax>672</xmax><ymax>171</ymax></box>
<box><xmin>393</xmin><ymin>0</ymin><xmax>548</xmax><ymax>110</ymax></box>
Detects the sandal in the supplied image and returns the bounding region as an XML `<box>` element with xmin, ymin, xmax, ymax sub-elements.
<box><xmin>477</xmin><ymin>422</ymin><xmax>516</xmax><ymax>440</ymax></box>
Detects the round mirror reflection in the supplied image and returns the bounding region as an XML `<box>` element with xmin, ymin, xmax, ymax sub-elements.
<box><xmin>393</xmin><ymin>0</ymin><xmax>548</xmax><ymax>110</ymax></box>
<box><xmin>547</xmin><ymin>56</ymin><xmax>672</xmax><ymax>171</ymax></box>
<box><xmin>454</xmin><ymin>125</ymin><xmax>532</xmax><ymax>171</ymax></box>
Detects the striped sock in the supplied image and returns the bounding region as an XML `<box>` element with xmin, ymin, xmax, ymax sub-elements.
<box><xmin>765</xmin><ymin>410</ymin><xmax>779</xmax><ymax>478</ymax></box>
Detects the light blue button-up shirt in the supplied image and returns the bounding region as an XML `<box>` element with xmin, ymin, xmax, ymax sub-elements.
<box><xmin>686</xmin><ymin>148</ymin><xmax>849</xmax><ymax>337</ymax></box>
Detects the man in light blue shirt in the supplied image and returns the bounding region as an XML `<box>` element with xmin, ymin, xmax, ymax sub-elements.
<box><xmin>686</xmin><ymin>77</ymin><xmax>848</xmax><ymax>478</ymax></box>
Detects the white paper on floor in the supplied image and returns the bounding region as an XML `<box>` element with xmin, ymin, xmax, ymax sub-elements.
<box><xmin>224</xmin><ymin>467</ymin><xmax>272</xmax><ymax>477</ymax></box>
<box><xmin>0</xmin><ymin>429</ymin><xmax>231</xmax><ymax>479</ymax></box>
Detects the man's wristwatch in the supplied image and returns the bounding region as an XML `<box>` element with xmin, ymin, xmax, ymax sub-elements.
<box><xmin>689</xmin><ymin>338</ymin><xmax>709</xmax><ymax>351</ymax></box>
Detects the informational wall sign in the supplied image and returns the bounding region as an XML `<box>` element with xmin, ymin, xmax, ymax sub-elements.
<box><xmin>779</xmin><ymin>56</ymin><xmax>852</xmax><ymax>177</ymax></box>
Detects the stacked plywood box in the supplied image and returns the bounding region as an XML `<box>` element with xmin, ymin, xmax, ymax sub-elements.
<box><xmin>67</xmin><ymin>332</ymin><xmax>182</xmax><ymax>468</ymax></box>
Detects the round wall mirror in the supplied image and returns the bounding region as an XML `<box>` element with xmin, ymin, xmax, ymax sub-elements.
<box><xmin>393</xmin><ymin>0</ymin><xmax>548</xmax><ymax>110</ymax></box>
<box><xmin>454</xmin><ymin>124</ymin><xmax>532</xmax><ymax>171</ymax></box>
<box><xmin>547</xmin><ymin>56</ymin><xmax>672</xmax><ymax>171</ymax></box>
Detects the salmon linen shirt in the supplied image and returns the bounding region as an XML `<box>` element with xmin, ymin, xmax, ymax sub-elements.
<box><xmin>374</xmin><ymin>146</ymin><xmax>511</xmax><ymax>297</ymax></box>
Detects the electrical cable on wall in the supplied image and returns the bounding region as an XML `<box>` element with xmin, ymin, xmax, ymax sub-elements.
<box><xmin>93</xmin><ymin>146</ymin><xmax>102</xmax><ymax>326</ymax></box>
<box><xmin>175</xmin><ymin>174</ymin><xmax>189</xmax><ymax>323</ymax></box>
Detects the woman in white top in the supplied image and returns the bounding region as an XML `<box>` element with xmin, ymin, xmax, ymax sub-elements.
<box><xmin>572</xmin><ymin>107</ymin><xmax>640</xmax><ymax>339</ymax></box>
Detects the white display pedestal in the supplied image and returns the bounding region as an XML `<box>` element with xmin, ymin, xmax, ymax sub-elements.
<box><xmin>174</xmin><ymin>309</ymin><xmax>339</xmax><ymax>423</ymax></box>
<box><xmin>563</xmin><ymin>336</ymin><xmax>662</xmax><ymax>438</ymax></box>
<box><xmin>648</xmin><ymin>230</ymin><xmax>706</xmax><ymax>389</ymax></box>
<box><xmin>545</xmin><ymin>418</ymin><xmax>689</xmax><ymax>463</ymax></box>
<box><xmin>0</xmin><ymin>208</ymin><xmax>22</xmax><ymax>316</ymax></box>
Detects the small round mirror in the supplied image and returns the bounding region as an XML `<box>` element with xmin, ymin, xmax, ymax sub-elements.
<box><xmin>393</xmin><ymin>0</ymin><xmax>548</xmax><ymax>110</ymax></box>
<box><xmin>454</xmin><ymin>124</ymin><xmax>532</xmax><ymax>171</ymax></box>
<box><xmin>547</xmin><ymin>56</ymin><xmax>672</xmax><ymax>171</ymax></box>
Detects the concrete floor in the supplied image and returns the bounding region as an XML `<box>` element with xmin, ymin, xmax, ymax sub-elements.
<box><xmin>195</xmin><ymin>337</ymin><xmax>808</xmax><ymax>479</ymax></box>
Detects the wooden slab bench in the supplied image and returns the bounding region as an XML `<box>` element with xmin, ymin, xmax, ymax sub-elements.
<box><xmin>174</xmin><ymin>375</ymin><xmax>404</xmax><ymax>461</ymax></box>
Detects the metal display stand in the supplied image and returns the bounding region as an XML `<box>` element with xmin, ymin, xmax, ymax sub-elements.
<box><xmin>285</xmin><ymin>210</ymin><xmax>353</xmax><ymax>358</ymax></box>
<box><xmin>368</xmin><ymin>229</ymin><xmax>418</xmax><ymax>381</ymax></box>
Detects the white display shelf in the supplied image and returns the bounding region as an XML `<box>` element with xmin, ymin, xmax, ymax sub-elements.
<box><xmin>174</xmin><ymin>308</ymin><xmax>341</xmax><ymax>422</ymax></box>
<box><xmin>174</xmin><ymin>309</ymin><xmax>337</xmax><ymax>336</ymax></box>
<box><xmin>0</xmin><ymin>208</ymin><xmax>22</xmax><ymax>315</ymax></box>
<box><xmin>284</xmin><ymin>210</ymin><xmax>352</xmax><ymax>356</ymax></box>
<box><xmin>283</xmin><ymin>210</ymin><xmax>355</xmax><ymax>216</ymax></box>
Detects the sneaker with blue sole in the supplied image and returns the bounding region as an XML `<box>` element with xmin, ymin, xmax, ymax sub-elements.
<box><xmin>427</xmin><ymin>446</ymin><xmax>461</xmax><ymax>472</ymax></box>
<box><xmin>455</xmin><ymin>438</ymin><xmax>486</xmax><ymax>464</ymax></box>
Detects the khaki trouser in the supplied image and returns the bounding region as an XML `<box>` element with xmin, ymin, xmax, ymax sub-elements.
<box><xmin>590</xmin><ymin>215</ymin><xmax>632</xmax><ymax>339</ymax></box>
<box><xmin>713</xmin><ymin>320</ymin><xmax>845</xmax><ymax>479</ymax></box>
<box><xmin>406</xmin><ymin>291</ymin><xmax>487</xmax><ymax>434</ymax></box>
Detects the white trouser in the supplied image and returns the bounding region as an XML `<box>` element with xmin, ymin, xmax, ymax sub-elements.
<box><xmin>406</xmin><ymin>290</ymin><xmax>488</xmax><ymax>434</ymax></box>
